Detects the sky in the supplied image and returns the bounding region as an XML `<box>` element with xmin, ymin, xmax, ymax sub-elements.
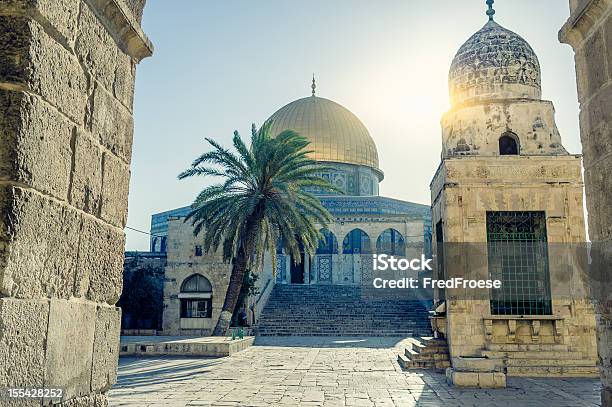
<box><xmin>125</xmin><ymin>0</ymin><xmax>579</xmax><ymax>250</ymax></box>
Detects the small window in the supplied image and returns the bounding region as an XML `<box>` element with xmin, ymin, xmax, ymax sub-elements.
<box><xmin>180</xmin><ymin>274</ymin><xmax>213</xmax><ymax>318</ymax></box>
<box><xmin>180</xmin><ymin>299</ymin><xmax>212</xmax><ymax>318</ymax></box>
<box><xmin>195</xmin><ymin>245</ymin><xmax>202</xmax><ymax>256</ymax></box>
<box><xmin>499</xmin><ymin>133</ymin><xmax>519</xmax><ymax>155</ymax></box>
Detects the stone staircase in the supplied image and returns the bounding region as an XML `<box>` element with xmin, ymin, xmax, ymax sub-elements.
<box><xmin>397</xmin><ymin>337</ymin><xmax>451</xmax><ymax>370</ymax></box>
<box><xmin>254</xmin><ymin>284</ymin><xmax>432</xmax><ymax>337</ymax></box>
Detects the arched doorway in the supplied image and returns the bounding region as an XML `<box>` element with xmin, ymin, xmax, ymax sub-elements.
<box><xmin>376</xmin><ymin>228</ymin><xmax>406</xmax><ymax>256</ymax></box>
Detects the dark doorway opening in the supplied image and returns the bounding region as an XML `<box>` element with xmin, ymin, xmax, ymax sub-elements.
<box><xmin>290</xmin><ymin>254</ymin><xmax>305</xmax><ymax>284</ymax></box>
<box><xmin>499</xmin><ymin>133</ymin><xmax>519</xmax><ymax>155</ymax></box>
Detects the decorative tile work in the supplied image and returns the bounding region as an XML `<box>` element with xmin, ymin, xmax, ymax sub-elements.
<box><xmin>275</xmin><ymin>255</ymin><xmax>286</xmax><ymax>283</ymax></box>
<box><xmin>317</xmin><ymin>256</ymin><xmax>332</xmax><ymax>282</ymax></box>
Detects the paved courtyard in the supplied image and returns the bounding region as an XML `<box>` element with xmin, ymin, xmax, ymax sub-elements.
<box><xmin>109</xmin><ymin>336</ymin><xmax>602</xmax><ymax>407</ymax></box>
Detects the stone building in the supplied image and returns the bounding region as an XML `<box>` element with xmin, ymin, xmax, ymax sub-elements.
<box><xmin>150</xmin><ymin>85</ymin><xmax>431</xmax><ymax>336</ymax></box>
<box><xmin>431</xmin><ymin>4</ymin><xmax>598</xmax><ymax>386</ymax></box>
<box><xmin>560</xmin><ymin>0</ymin><xmax>612</xmax><ymax>404</ymax></box>
<box><xmin>0</xmin><ymin>0</ymin><xmax>151</xmax><ymax>405</ymax></box>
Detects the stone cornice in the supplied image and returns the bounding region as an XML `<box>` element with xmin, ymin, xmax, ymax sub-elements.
<box><xmin>85</xmin><ymin>0</ymin><xmax>153</xmax><ymax>62</ymax></box>
<box><xmin>559</xmin><ymin>0</ymin><xmax>612</xmax><ymax>48</ymax></box>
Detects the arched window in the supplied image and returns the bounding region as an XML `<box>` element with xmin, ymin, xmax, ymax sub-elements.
<box><xmin>317</xmin><ymin>229</ymin><xmax>338</xmax><ymax>254</ymax></box>
<box><xmin>499</xmin><ymin>133</ymin><xmax>519</xmax><ymax>155</ymax></box>
<box><xmin>343</xmin><ymin>229</ymin><xmax>371</xmax><ymax>254</ymax></box>
<box><xmin>179</xmin><ymin>274</ymin><xmax>212</xmax><ymax>318</ymax></box>
<box><xmin>151</xmin><ymin>237</ymin><xmax>158</xmax><ymax>252</ymax></box>
<box><xmin>376</xmin><ymin>228</ymin><xmax>406</xmax><ymax>256</ymax></box>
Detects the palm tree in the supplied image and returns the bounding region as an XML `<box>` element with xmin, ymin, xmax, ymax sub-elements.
<box><xmin>178</xmin><ymin>122</ymin><xmax>339</xmax><ymax>335</ymax></box>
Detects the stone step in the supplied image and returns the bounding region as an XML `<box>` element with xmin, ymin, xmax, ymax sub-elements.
<box><xmin>505</xmin><ymin>358</ymin><xmax>598</xmax><ymax>367</ymax></box>
<box><xmin>481</xmin><ymin>350</ymin><xmax>588</xmax><ymax>360</ymax></box>
<box><xmin>397</xmin><ymin>337</ymin><xmax>451</xmax><ymax>371</ymax></box>
<box><xmin>486</xmin><ymin>343</ymin><xmax>569</xmax><ymax>352</ymax></box>
<box><xmin>258</xmin><ymin>332</ymin><xmax>430</xmax><ymax>337</ymax></box>
<box><xmin>405</xmin><ymin>348</ymin><xmax>449</xmax><ymax>361</ymax></box>
<box><xmin>506</xmin><ymin>366</ymin><xmax>600</xmax><ymax>377</ymax></box>
<box><xmin>256</xmin><ymin>284</ymin><xmax>432</xmax><ymax>337</ymax></box>
<box><xmin>397</xmin><ymin>354</ymin><xmax>451</xmax><ymax>370</ymax></box>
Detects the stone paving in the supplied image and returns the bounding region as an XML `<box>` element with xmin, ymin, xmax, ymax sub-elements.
<box><xmin>109</xmin><ymin>336</ymin><xmax>602</xmax><ymax>407</ymax></box>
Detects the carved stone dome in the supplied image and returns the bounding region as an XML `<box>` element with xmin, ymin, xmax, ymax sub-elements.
<box><xmin>266</xmin><ymin>95</ymin><xmax>380</xmax><ymax>171</ymax></box>
<box><xmin>449</xmin><ymin>20</ymin><xmax>541</xmax><ymax>106</ymax></box>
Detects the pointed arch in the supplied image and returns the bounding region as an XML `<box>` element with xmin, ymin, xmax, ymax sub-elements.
<box><xmin>343</xmin><ymin>229</ymin><xmax>371</xmax><ymax>254</ymax></box>
<box><xmin>151</xmin><ymin>237</ymin><xmax>159</xmax><ymax>252</ymax></box>
<box><xmin>376</xmin><ymin>228</ymin><xmax>406</xmax><ymax>256</ymax></box>
<box><xmin>317</xmin><ymin>229</ymin><xmax>338</xmax><ymax>254</ymax></box>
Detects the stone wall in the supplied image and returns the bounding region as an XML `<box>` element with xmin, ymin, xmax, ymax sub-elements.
<box><xmin>0</xmin><ymin>1</ymin><xmax>151</xmax><ymax>405</ymax></box>
<box><xmin>560</xmin><ymin>0</ymin><xmax>612</xmax><ymax>404</ymax></box>
<box><xmin>441</xmin><ymin>100</ymin><xmax>567</xmax><ymax>158</ymax></box>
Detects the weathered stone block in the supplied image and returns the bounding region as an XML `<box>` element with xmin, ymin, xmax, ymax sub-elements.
<box><xmin>0</xmin><ymin>90</ymin><xmax>73</xmax><ymax>199</ymax></box>
<box><xmin>584</xmin><ymin>157</ymin><xmax>612</xmax><ymax>241</ymax></box>
<box><xmin>69</xmin><ymin>130</ymin><xmax>102</xmax><ymax>214</ymax></box>
<box><xmin>582</xmin><ymin>123</ymin><xmax>612</xmax><ymax>168</ymax></box>
<box><xmin>584</xmin><ymin>29</ymin><xmax>608</xmax><ymax>96</ymax></box>
<box><xmin>113</xmin><ymin>51</ymin><xmax>135</xmax><ymax>110</ymax></box>
<box><xmin>75</xmin><ymin>215</ymin><xmax>124</xmax><ymax>304</ymax></box>
<box><xmin>585</xmin><ymin>82</ymin><xmax>612</xmax><ymax>146</ymax></box>
<box><xmin>0</xmin><ymin>17</ymin><xmax>87</xmax><ymax>124</ymax></box>
<box><xmin>447</xmin><ymin>370</ymin><xmax>479</xmax><ymax>387</ymax></box>
<box><xmin>60</xmin><ymin>393</ymin><xmax>109</xmax><ymax>407</ymax></box>
<box><xmin>100</xmin><ymin>152</ymin><xmax>130</xmax><ymax>228</ymax></box>
<box><xmin>0</xmin><ymin>186</ymin><xmax>80</xmax><ymax>299</ymax></box>
<box><xmin>44</xmin><ymin>299</ymin><xmax>96</xmax><ymax>401</ymax></box>
<box><xmin>0</xmin><ymin>0</ymin><xmax>80</xmax><ymax>44</ymax></box>
<box><xmin>605</xmin><ymin>11</ymin><xmax>612</xmax><ymax>82</ymax></box>
<box><xmin>0</xmin><ymin>298</ymin><xmax>49</xmax><ymax>390</ymax></box>
<box><xmin>75</xmin><ymin>4</ymin><xmax>118</xmax><ymax>92</ymax></box>
<box><xmin>122</xmin><ymin>0</ymin><xmax>147</xmax><ymax>23</ymax></box>
<box><xmin>91</xmin><ymin>306</ymin><xmax>121</xmax><ymax>392</ymax></box>
<box><xmin>89</xmin><ymin>86</ymin><xmax>134</xmax><ymax>163</ymax></box>
<box><xmin>452</xmin><ymin>356</ymin><xmax>502</xmax><ymax>372</ymax></box>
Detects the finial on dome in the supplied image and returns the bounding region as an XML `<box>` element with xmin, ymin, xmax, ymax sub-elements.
<box><xmin>486</xmin><ymin>0</ymin><xmax>495</xmax><ymax>21</ymax></box>
<box><xmin>311</xmin><ymin>74</ymin><xmax>316</xmax><ymax>97</ymax></box>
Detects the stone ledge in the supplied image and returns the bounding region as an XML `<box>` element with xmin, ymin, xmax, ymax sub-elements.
<box><xmin>83</xmin><ymin>0</ymin><xmax>153</xmax><ymax>62</ymax></box>
<box><xmin>560</xmin><ymin>0</ymin><xmax>612</xmax><ymax>48</ymax></box>
<box><xmin>446</xmin><ymin>368</ymin><xmax>506</xmax><ymax>388</ymax></box>
<box><xmin>119</xmin><ymin>336</ymin><xmax>255</xmax><ymax>357</ymax></box>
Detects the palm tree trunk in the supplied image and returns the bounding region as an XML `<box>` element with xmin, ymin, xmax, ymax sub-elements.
<box><xmin>212</xmin><ymin>248</ymin><xmax>248</xmax><ymax>336</ymax></box>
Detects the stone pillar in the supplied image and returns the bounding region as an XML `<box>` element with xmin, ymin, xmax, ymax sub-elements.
<box><xmin>560</xmin><ymin>1</ymin><xmax>612</xmax><ymax>405</ymax></box>
<box><xmin>0</xmin><ymin>0</ymin><xmax>151</xmax><ymax>405</ymax></box>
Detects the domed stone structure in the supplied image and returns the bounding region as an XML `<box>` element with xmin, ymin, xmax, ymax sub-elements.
<box><xmin>449</xmin><ymin>21</ymin><xmax>542</xmax><ymax>105</ymax></box>
<box><xmin>432</xmin><ymin>1</ymin><xmax>597</xmax><ymax>386</ymax></box>
<box><xmin>267</xmin><ymin>96</ymin><xmax>380</xmax><ymax>172</ymax></box>
<box><xmin>265</xmin><ymin>84</ymin><xmax>384</xmax><ymax>195</ymax></box>
<box><xmin>441</xmin><ymin>10</ymin><xmax>566</xmax><ymax>158</ymax></box>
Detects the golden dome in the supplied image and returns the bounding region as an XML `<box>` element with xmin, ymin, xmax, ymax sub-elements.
<box><xmin>266</xmin><ymin>96</ymin><xmax>380</xmax><ymax>171</ymax></box>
